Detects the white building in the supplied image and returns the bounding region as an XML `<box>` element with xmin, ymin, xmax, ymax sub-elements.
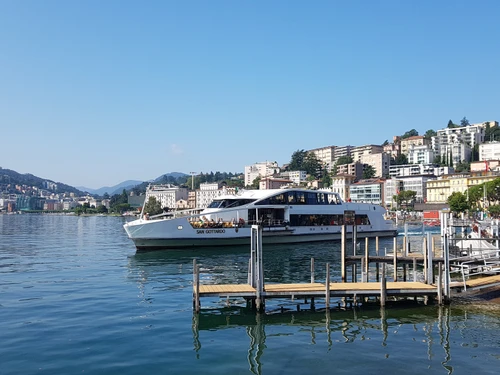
<box><xmin>407</xmin><ymin>144</ymin><xmax>435</xmax><ymax>165</ymax></box>
<box><xmin>331</xmin><ymin>174</ymin><xmax>356</xmax><ymax>202</ymax></box>
<box><xmin>146</xmin><ymin>185</ymin><xmax>188</xmax><ymax>210</ymax></box>
<box><xmin>349</xmin><ymin>179</ymin><xmax>385</xmax><ymax>205</ymax></box>
<box><xmin>280</xmin><ymin>170</ymin><xmax>307</xmax><ymax>184</ymax></box>
<box><xmin>431</xmin><ymin>122</ymin><xmax>497</xmax><ymax>166</ymax></box>
<box><xmin>479</xmin><ymin>141</ymin><xmax>500</xmax><ymax>161</ymax></box>
<box><xmin>244</xmin><ymin>161</ymin><xmax>280</xmax><ymax>186</ymax></box>
<box><xmin>384</xmin><ymin>176</ymin><xmax>435</xmax><ymax>207</ymax></box>
<box><xmin>196</xmin><ymin>182</ymin><xmax>225</xmax><ymax>208</ymax></box>
<box><xmin>389</xmin><ymin>164</ymin><xmax>453</xmax><ymax>178</ymax></box>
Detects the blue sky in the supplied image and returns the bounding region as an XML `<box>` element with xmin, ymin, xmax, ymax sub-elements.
<box><xmin>1</xmin><ymin>0</ymin><xmax>499</xmax><ymax>188</ymax></box>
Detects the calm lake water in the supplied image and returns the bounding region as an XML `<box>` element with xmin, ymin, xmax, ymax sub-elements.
<box><xmin>1</xmin><ymin>214</ymin><xmax>499</xmax><ymax>374</ymax></box>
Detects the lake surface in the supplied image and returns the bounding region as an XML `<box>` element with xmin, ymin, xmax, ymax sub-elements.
<box><xmin>1</xmin><ymin>214</ymin><xmax>499</xmax><ymax>374</ymax></box>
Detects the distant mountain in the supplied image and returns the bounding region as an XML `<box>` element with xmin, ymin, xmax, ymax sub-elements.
<box><xmin>77</xmin><ymin>180</ymin><xmax>144</xmax><ymax>196</ymax></box>
<box><xmin>0</xmin><ymin>167</ymin><xmax>86</xmax><ymax>196</ymax></box>
<box><xmin>78</xmin><ymin>173</ymin><xmax>189</xmax><ymax>196</ymax></box>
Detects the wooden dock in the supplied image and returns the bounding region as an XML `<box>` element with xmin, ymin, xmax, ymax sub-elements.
<box><xmin>192</xmin><ymin>220</ymin><xmax>500</xmax><ymax>313</ymax></box>
<box><xmin>198</xmin><ymin>281</ymin><xmax>437</xmax><ymax>299</ymax></box>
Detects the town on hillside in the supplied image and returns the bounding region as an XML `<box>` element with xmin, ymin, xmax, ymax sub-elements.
<box><xmin>2</xmin><ymin>119</ymin><xmax>500</xmax><ymax>219</ymax></box>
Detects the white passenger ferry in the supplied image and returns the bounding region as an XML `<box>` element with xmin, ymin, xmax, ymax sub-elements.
<box><xmin>123</xmin><ymin>188</ymin><xmax>397</xmax><ymax>250</ymax></box>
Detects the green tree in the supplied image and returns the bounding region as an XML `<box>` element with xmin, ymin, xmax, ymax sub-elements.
<box><xmin>424</xmin><ymin>129</ymin><xmax>437</xmax><ymax>139</ymax></box>
<box><xmin>488</xmin><ymin>205</ymin><xmax>500</xmax><ymax>218</ymax></box>
<box><xmin>382</xmin><ymin>140</ymin><xmax>389</xmax><ymax>146</ymax></box>
<box><xmin>96</xmin><ymin>204</ymin><xmax>108</xmax><ymax>213</ymax></box>
<box><xmin>393</xmin><ymin>154</ymin><xmax>408</xmax><ymax>165</ymax></box>
<box><xmin>401</xmin><ymin>129</ymin><xmax>418</xmax><ymax>139</ymax></box>
<box><xmin>303</xmin><ymin>152</ymin><xmax>322</xmax><ymax>176</ymax></box>
<box><xmin>393</xmin><ymin>190</ymin><xmax>417</xmax><ymax>209</ymax></box>
<box><xmin>447</xmin><ymin>119</ymin><xmax>458</xmax><ymax>128</ymax></box>
<box><xmin>447</xmin><ymin>192</ymin><xmax>469</xmax><ymax>214</ymax></box>
<box><xmin>250</xmin><ymin>176</ymin><xmax>261</xmax><ymax>189</ymax></box>
<box><xmin>454</xmin><ymin>161</ymin><xmax>470</xmax><ymax>172</ymax></box>
<box><xmin>362</xmin><ymin>164</ymin><xmax>376</xmax><ymax>179</ymax></box>
<box><xmin>143</xmin><ymin>197</ymin><xmax>162</xmax><ymax>216</ymax></box>
<box><xmin>289</xmin><ymin>150</ymin><xmax>307</xmax><ymax>171</ymax></box>
<box><xmin>460</xmin><ymin>116</ymin><xmax>470</xmax><ymax>127</ymax></box>
<box><xmin>321</xmin><ymin>172</ymin><xmax>332</xmax><ymax>187</ymax></box>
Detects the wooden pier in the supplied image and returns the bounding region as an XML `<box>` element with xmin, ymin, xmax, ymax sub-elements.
<box><xmin>193</xmin><ymin>214</ymin><xmax>500</xmax><ymax>313</ymax></box>
<box><xmin>192</xmin><ymin>225</ymin><xmax>443</xmax><ymax>312</ymax></box>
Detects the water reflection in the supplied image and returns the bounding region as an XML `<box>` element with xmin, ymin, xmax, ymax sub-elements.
<box><xmin>192</xmin><ymin>306</ymin><xmax>455</xmax><ymax>375</ymax></box>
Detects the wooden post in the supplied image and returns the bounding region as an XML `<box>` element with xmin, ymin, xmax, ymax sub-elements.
<box><xmin>423</xmin><ymin>235</ymin><xmax>428</xmax><ymax>284</ymax></box>
<box><xmin>413</xmin><ymin>257</ymin><xmax>417</xmax><ymax>282</ymax></box>
<box><xmin>252</xmin><ymin>225</ymin><xmax>265</xmax><ymax>312</ymax></box>
<box><xmin>428</xmin><ymin>233</ymin><xmax>434</xmax><ymax>285</ymax></box>
<box><xmin>365</xmin><ymin>237</ymin><xmax>369</xmax><ymax>280</ymax></box>
<box><xmin>310</xmin><ymin>257</ymin><xmax>315</xmax><ymax>283</ymax></box>
<box><xmin>193</xmin><ymin>259</ymin><xmax>200</xmax><ymax>313</ymax></box>
<box><xmin>380</xmin><ymin>263</ymin><xmax>386</xmax><ymax>307</ymax></box>
<box><xmin>376</xmin><ymin>236</ymin><xmax>380</xmax><ymax>282</ymax></box>
<box><xmin>352</xmin><ymin>224</ymin><xmax>357</xmax><ymax>283</ymax></box>
<box><xmin>393</xmin><ymin>236</ymin><xmax>398</xmax><ymax>281</ymax></box>
<box><xmin>341</xmin><ymin>225</ymin><xmax>346</xmax><ymax>282</ymax></box>
<box><xmin>361</xmin><ymin>257</ymin><xmax>366</xmax><ymax>282</ymax></box>
<box><xmin>325</xmin><ymin>263</ymin><xmax>331</xmax><ymax>309</ymax></box>
<box><xmin>437</xmin><ymin>262</ymin><xmax>443</xmax><ymax>305</ymax></box>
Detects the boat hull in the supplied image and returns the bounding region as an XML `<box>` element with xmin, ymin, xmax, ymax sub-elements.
<box><xmin>129</xmin><ymin>228</ymin><xmax>398</xmax><ymax>251</ymax></box>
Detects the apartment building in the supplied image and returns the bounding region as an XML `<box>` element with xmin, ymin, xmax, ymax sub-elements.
<box><xmin>384</xmin><ymin>176</ymin><xmax>435</xmax><ymax>208</ymax></box>
<box><xmin>336</xmin><ymin>162</ymin><xmax>363</xmax><ymax>180</ymax></box>
<box><xmin>407</xmin><ymin>144</ymin><xmax>435</xmax><ymax>164</ymax></box>
<box><xmin>431</xmin><ymin>122</ymin><xmax>497</xmax><ymax>166</ymax></box>
<box><xmin>351</xmin><ymin>144</ymin><xmax>383</xmax><ymax>162</ymax></box>
<box><xmin>479</xmin><ymin>141</ymin><xmax>500</xmax><ymax>161</ymax></box>
<box><xmin>308</xmin><ymin>146</ymin><xmax>335</xmax><ymax>172</ymax></box>
<box><xmin>280</xmin><ymin>170</ymin><xmax>307</xmax><ymax>184</ymax></box>
<box><xmin>389</xmin><ymin>164</ymin><xmax>453</xmax><ymax>178</ymax></box>
<box><xmin>244</xmin><ymin>161</ymin><xmax>280</xmax><ymax>186</ymax></box>
<box><xmin>426</xmin><ymin>174</ymin><xmax>469</xmax><ymax>204</ymax></box>
<box><xmin>146</xmin><ymin>184</ymin><xmax>188</xmax><ymax>210</ymax></box>
<box><xmin>400</xmin><ymin>136</ymin><xmax>430</xmax><ymax>156</ymax></box>
<box><xmin>359</xmin><ymin>152</ymin><xmax>391</xmax><ymax>178</ymax></box>
<box><xmin>349</xmin><ymin>179</ymin><xmax>385</xmax><ymax>205</ymax></box>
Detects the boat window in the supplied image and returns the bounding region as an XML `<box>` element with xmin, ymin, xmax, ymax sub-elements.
<box><xmin>287</xmin><ymin>191</ymin><xmax>296</xmax><ymax>204</ymax></box>
<box><xmin>317</xmin><ymin>193</ymin><xmax>325</xmax><ymax>204</ymax></box>
<box><xmin>207</xmin><ymin>200</ymin><xmax>223</xmax><ymax>208</ymax></box>
<box><xmin>327</xmin><ymin>193</ymin><xmax>340</xmax><ymax>205</ymax></box>
<box><xmin>209</xmin><ymin>199</ymin><xmax>256</xmax><ymax>208</ymax></box>
<box><xmin>306</xmin><ymin>192</ymin><xmax>317</xmax><ymax>205</ymax></box>
<box><xmin>289</xmin><ymin>214</ymin><xmax>370</xmax><ymax>226</ymax></box>
<box><xmin>296</xmin><ymin>191</ymin><xmax>306</xmax><ymax>204</ymax></box>
<box><xmin>268</xmin><ymin>193</ymin><xmax>286</xmax><ymax>205</ymax></box>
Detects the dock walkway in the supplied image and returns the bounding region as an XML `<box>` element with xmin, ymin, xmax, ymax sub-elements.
<box><xmin>199</xmin><ymin>281</ymin><xmax>437</xmax><ymax>299</ymax></box>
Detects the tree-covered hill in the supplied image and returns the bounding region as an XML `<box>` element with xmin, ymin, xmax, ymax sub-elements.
<box><xmin>0</xmin><ymin>167</ymin><xmax>86</xmax><ymax>195</ymax></box>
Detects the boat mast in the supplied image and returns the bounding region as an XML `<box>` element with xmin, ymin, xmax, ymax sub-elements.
<box><xmin>140</xmin><ymin>184</ymin><xmax>150</xmax><ymax>219</ymax></box>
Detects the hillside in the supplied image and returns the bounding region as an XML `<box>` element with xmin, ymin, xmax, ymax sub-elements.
<box><xmin>0</xmin><ymin>168</ymin><xmax>86</xmax><ymax>195</ymax></box>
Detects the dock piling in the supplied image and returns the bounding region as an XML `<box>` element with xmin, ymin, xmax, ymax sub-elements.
<box><xmin>325</xmin><ymin>263</ymin><xmax>330</xmax><ymax>309</ymax></box>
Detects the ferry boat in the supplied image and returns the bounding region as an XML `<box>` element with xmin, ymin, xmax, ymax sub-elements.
<box><xmin>123</xmin><ymin>188</ymin><xmax>397</xmax><ymax>250</ymax></box>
